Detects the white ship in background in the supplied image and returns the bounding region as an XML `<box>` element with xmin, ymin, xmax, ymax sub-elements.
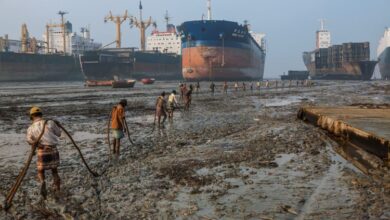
<box><xmin>377</xmin><ymin>27</ymin><xmax>390</xmax><ymax>80</ymax></box>
<box><xmin>146</xmin><ymin>11</ymin><xmax>181</xmax><ymax>55</ymax></box>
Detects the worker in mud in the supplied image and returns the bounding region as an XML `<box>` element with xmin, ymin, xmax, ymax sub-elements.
<box><xmin>155</xmin><ymin>92</ymin><xmax>168</xmax><ymax>127</ymax></box>
<box><xmin>265</xmin><ymin>80</ymin><xmax>270</xmax><ymax>89</ymax></box>
<box><xmin>110</xmin><ymin>99</ymin><xmax>127</xmax><ymax>157</ymax></box>
<box><xmin>210</xmin><ymin>82</ymin><xmax>216</xmax><ymax>95</ymax></box>
<box><xmin>181</xmin><ymin>84</ymin><xmax>188</xmax><ymax>102</ymax></box>
<box><xmin>223</xmin><ymin>81</ymin><xmax>228</xmax><ymax>94</ymax></box>
<box><xmin>27</xmin><ymin>107</ymin><xmax>62</xmax><ymax>199</ymax></box>
<box><xmin>256</xmin><ymin>81</ymin><xmax>261</xmax><ymax>90</ymax></box>
<box><xmin>234</xmin><ymin>82</ymin><xmax>239</xmax><ymax>92</ymax></box>
<box><xmin>184</xmin><ymin>85</ymin><xmax>193</xmax><ymax>111</ymax></box>
<box><xmin>167</xmin><ymin>90</ymin><xmax>179</xmax><ymax>120</ymax></box>
<box><xmin>195</xmin><ymin>81</ymin><xmax>200</xmax><ymax>94</ymax></box>
<box><xmin>179</xmin><ymin>83</ymin><xmax>184</xmax><ymax>101</ymax></box>
<box><xmin>242</xmin><ymin>82</ymin><xmax>246</xmax><ymax>91</ymax></box>
<box><xmin>250</xmin><ymin>82</ymin><xmax>254</xmax><ymax>92</ymax></box>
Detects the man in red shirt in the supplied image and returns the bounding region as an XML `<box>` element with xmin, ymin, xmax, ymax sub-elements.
<box><xmin>111</xmin><ymin>99</ymin><xmax>127</xmax><ymax>157</ymax></box>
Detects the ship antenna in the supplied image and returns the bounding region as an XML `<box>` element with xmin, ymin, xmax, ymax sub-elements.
<box><xmin>207</xmin><ymin>0</ymin><xmax>212</xmax><ymax>20</ymax></box>
<box><xmin>164</xmin><ymin>10</ymin><xmax>170</xmax><ymax>27</ymax></box>
<box><xmin>319</xmin><ymin>18</ymin><xmax>325</xmax><ymax>30</ymax></box>
<box><xmin>139</xmin><ymin>1</ymin><xmax>143</xmax><ymax>21</ymax></box>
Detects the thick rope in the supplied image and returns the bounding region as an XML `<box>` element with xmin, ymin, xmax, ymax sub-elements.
<box><xmin>123</xmin><ymin>119</ymin><xmax>135</xmax><ymax>145</ymax></box>
<box><xmin>53</xmin><ymin>120</ymin><xmax>102</xmax><ymax>177</ymax></box>
<box><xmin>107</xmin><ymin>108</ymin><xmax>114</xmax><ymax>156</ymax></box>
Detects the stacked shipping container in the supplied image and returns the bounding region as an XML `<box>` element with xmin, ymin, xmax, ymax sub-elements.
<box><xmin>314</xmin><ymin>42</ymin><xmax>370</xmax><ymax>69</ymax></box>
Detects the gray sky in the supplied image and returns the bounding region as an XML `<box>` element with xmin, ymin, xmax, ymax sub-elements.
<box><xmin>0</xmin><ymin>0</ymin><xmax>388</xmax><ymax>78</ymax></box>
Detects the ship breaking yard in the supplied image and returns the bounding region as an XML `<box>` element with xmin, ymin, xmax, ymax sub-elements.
<box><xmin>0</xmin><ymin>80</ymin><xmax>389</xmax><ymax>219</ymax></box>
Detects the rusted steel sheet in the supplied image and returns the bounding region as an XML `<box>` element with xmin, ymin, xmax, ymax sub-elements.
<box><xmin>298</xmin><ymin>106</ymin><xmax>390</xmax><ymax>168</ymax></box>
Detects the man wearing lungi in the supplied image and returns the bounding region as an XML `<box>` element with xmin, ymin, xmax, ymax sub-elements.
<box><xmin>27</xmin><ymin>107</ymin><xmax>62</xmax><ymax>199</ymax></box>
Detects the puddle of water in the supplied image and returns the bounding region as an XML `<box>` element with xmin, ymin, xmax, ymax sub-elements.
<box><xmin>274</xmin><ymin>153</ymin><xmax>296</xmax><ymax>166</ymax></box>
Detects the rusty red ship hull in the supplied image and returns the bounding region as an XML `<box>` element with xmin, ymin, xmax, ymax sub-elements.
<box><xmin>179</xmin><ymin>20</ymin><xmax>266</xmax><ymax>81</ymax></box>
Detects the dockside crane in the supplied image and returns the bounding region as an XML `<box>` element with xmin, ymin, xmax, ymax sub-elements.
<box><xmin>104</xmin><ymin>10</ymin><xmax>131</xmax><ymax>48</ymax></box>
<box><xmin>131</xmin><ymin>1</ymin><xmax>153</xmax><ymax>51</ymax></box>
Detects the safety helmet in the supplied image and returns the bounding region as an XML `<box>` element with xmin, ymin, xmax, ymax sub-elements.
<box><xmin>30</xmin><ymin>106</ymin><xmax>42</xmax><ymax>116</ymax></box>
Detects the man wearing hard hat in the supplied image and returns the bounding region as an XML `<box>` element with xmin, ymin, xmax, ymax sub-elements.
<box><xmin>26</xmin><ymin>107</ymin><xmax>62</xmax><ymax>199</ymax></box>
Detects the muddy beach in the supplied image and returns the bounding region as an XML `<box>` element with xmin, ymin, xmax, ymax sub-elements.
<box><xmin>0</xmin><ymin>81</ymin><xmax>389</xmax><ymax>219</ymax></box>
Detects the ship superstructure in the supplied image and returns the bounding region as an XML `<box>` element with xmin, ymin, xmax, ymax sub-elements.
<box><xmin>303</xmin><ymin>21</ymin><xmax>377</xmax><ymax>80</ymax></box>
<box><xmin>43</xmin><ymin>22</ymin><xmax>101</xmax><ymax>55</ymax></box>
<box><xmin>377</xmin><ymin>27</ymin><xmax>390</xmax><ymax>80</ymax></box>
<box><xmin>178</xmin><ymin>0</ymin><xmax>266</xmax><ymax>81</ymax></box>
<box><xmin>146</xmin><ymin>11</ymin><xmax>181</xmax><ymax>54</ymax></box>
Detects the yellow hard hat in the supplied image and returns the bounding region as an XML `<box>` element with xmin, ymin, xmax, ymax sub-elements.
<box><xmin>30</xmin><ymin>106</ymin><xmax>42</xmax><ymax>116</ymax></box>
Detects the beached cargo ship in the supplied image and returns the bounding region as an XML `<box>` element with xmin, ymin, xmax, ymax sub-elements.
<box><xmin>79</xmin><ymin>48</ymin><xmax>182</xmax><ymax>81</ymax></box>
<box><xmin>0</xmin><ymin>51</ymin><xmax>82</xmax><ymax>82</ymax></box>
<box><xmin>0</xmin><ymin>17</ymin><xmax>100</xmax><ymax>82</ymax></box>
<box><xmin>179</xmin><ymin>20</ymin><xmax>266</xmax><ymax>81</ymax></box>
<box><xmin>178</xmin><ymin>0</ymin><xmax>266</xmax><ymax>81</ymax></box>
<box><xmin>377</xmin><ymin>27</ymin><xmax>390</xmax><ymax>80</ymax></box>
<box><xmin>303</xmin><ymin>22</ymin><xmax>377</xmax><ymax>80</ymax></box>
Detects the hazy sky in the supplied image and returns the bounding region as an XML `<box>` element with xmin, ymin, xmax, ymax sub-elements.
<box><xmin>0</xmin><ymin>0</ymin><xmax>388</xmax><ymax>78</ymax></box>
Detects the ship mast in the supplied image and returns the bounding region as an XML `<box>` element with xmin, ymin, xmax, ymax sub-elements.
<box><xmin>319</xmin><ymin>19</ymin><xmax>325</xmax><ymax>31</ymax></box>
<box><xmin>104</xmin><ymin>10</ymin><xmax>131</xmax><ymax>48</ymax></box>
<box><xmin>132</xmin><ymin>1</ymin><xmax>153</xmax><ymax>51</ymax></box>
<box><xmin>58</xmin><ymin>11</ymin><xmax>68</xmax><ymax>55</ymax></box>
<box><xmin>207</xmin><ymin>0</ymin><xmax>212</xmax><ymax>20</ymax></box>
<box><xmin>164</xmin><ymin>10</ymin><xmax>171</xmax><ymax>29</ymax></box>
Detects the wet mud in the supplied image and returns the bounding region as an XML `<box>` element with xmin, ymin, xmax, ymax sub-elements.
<box><xmin>0</xmin><ymin>81</ymin><xmax>389</xmax><ymax>219</ymax></box>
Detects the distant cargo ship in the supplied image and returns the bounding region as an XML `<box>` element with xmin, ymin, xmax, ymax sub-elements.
<box><xmin>377</xmin><ymin>27</ymin><xmax>390</xmax><ymax>80</ymax></box>
<box><xmin>281</xmin><ymin>71</ymin><xmax>309</xmax><ymax>80</ymax></box>
<box><xmin>0</xmin><ymin>52</ymin><xmax>81</xmax><ymax>82</ymax></box>
<box><xmin>303</xmin><ymin>21</ymin><xmax>377</xmax><ymax>80</ymax></box>
<box><xmin>80</xmin><ymin>48</ymin><xmax>181</xmax><ymax>81</ymax></box>
<box><xmin>0</xmin><ymin>16</ymin><xmax>100</xmax><ymax>82</ymax></box>
<box><xmin>178</xmin><ymin>0</ymin><xmax>266</xmax><ymax>81</ymax></box>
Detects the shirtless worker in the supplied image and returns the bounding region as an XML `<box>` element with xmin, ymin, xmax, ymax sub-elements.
<box><xmin>155</xmin><ymin>92</ymin><xmax>168</xmax><ymax>127</ymax></box>
<box><xmin>27</xmin><ymin>107</ymin><xmax>62</xmax><ymax>199</ymax></box>
<box><xmin>167</xmin><ymin>90</ymin><xmax>179</xmax><ymax>120</ymax></box>
<box><xmin>210</xmin><ymin>82</ymin><xmax>216</xmax><ymax>95</ymax></box>
<box><xmin>223</xmin><ymin>81</ymin><xmax>228</xmax><ymax>94</ymax></box>
<box><xmin>195</xmin><ymin>81</ymin><xmax>200</xmax><ymax>94</ymax></box>
<box><xmin>110</xmin><ymin>99</ymin><xmax>127</xmax><ymax>157</ymax></box>
<box><xmin>184</xmin><ymin>85</ymin><xmax>193</xmax><ymax>111</ymax></box>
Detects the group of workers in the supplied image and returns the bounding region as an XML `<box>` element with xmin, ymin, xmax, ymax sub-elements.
<box><xmin>23</xmin><ymin>79</ymin><xmax>314</xmax><ymax>200</ymax></box>
<box><xmin>24</xmin><ymin>84</ymin><xmax>192</xmax><ymax>199</ymax></box>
